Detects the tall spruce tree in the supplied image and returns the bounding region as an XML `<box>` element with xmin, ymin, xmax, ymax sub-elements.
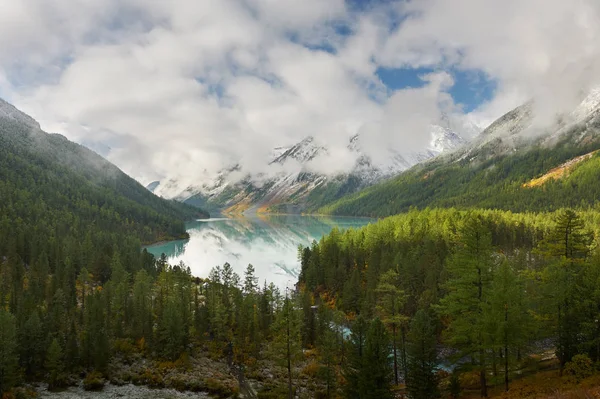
<box><xmin>362</xmin><ymin>318</ymin><xmax>393</xmax><ymax>399</ymax></box>
<box><xmin>271</xmin><ymin>292</ymin><xmax>303</xmax><ymax>399</ymax></box>
<box><xmin>484</xmin><ymin>259</ymin><xmax>532</xmax><ymax>392</ymax></box>
<box><xmin>0</xmin><ymin>309</ymin><xmax>19</xmax><ymax>396</ymax></box>
<box><xmin>45</xmin><ymin>338</ymin><xmax>65</xmax><ymax>389</ymax></box>
<box><xmin>538</xmin><ymin>209</ymin><xmax>593</xmax><ymax>373</ymax></box>
<box><xmin>375</xmin><ymin>269</ymin><xmax>407</xmax><ymax>386</ymax></box>
<box><xmin>406</xmin><ymin>310</ymin><xmax>440</xmax><ymax>399</ymax></box>
<box><xmin>343</xmin><ymin>316</ymin><xmax>368</xmax><ymax>399</ymax></box>
<box><xmin>437</xmin><ymin>214</ymin><xmax>495</xmax><ymax>397</ymax></box>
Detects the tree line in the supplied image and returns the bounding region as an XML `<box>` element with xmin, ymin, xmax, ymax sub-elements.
<box><xmin>298</xmin><ymin>207</ymin><xmax>600</xmax><ymax>397</ymax></box>
<box><xmin>2</xmin><ymin>206</ymin><xmax>600</xmax><ymax>397</ymax></box>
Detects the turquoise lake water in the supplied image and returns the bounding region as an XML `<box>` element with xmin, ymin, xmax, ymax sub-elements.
<box><xmin>146</xmin><ymin>214</ymin><xmax>373</xmax><ymax>288</ymax></box>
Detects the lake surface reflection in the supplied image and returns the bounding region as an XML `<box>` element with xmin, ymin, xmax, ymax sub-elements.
<box><xmin>146</xmin><ymin>214</ymin><xmax>373</xmax><ymax>288</ymax></box>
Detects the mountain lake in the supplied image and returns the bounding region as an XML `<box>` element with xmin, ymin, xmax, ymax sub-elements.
<box><xmin>145</xmin><ymin>214</ymin><xmax>374</xmax><ymax>288</ymax></box>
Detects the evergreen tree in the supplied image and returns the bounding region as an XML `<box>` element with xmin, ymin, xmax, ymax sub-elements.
<box><xmin>538</xmin><ymin>209</ymin><xmax>593</xmax><ymax>373</ymax></box>
<box><xmin>437</xmin><ymin>215</ymin><xmax>495</xmax><ymax>397</ymax></box>
<box><xmin>20</xmin><ymin>310</ymin><xmax>45</xmax><ymax>377</ymax></box>
<box><xmin>271</xmin><ymin>292</ymin><xmax>303</xmax><ymax>399</ymax></box>
<box><xmin>83</xmin><ymin>291</ymin><xmax>109</xmax><ymax>371</ymax></box>
<box><xmin>45</xmin><ymin>338</ymin><xmax>65</xmax><ymax>389</ymax></box>
<box><xmin>317</xmin><ymin>327</ymin><xmax>338</xmax><ymax>398</ymax></box>
<box><xmin>343</xmin><ymin>316</ymin><xmax>368</xmax><ymax>399</ymax></box>
<box><xmin>406</xmin><ymin>310</ymin><xmax>440</xmax><ymax>399</ymax></box>
<box><xmin>362</xmin><ymin>318</ymin><xmax>393</xmax><ymax>399</ymax></box>
<box><xmin>0</xmin><ymin>309</ymin><xmax>19</xmax><ymax>396</ymax></box>
<box><xmin>108</xmin><ymin>252</ymin><xmax>130</xmax><ymax>338</ymax></box>
<box><xmin>156</xmin><ymin>299</ymin><xmax>186</xmax><ymax>360</ymax></box>
<box><xmin>132</xmin><ymin>269</ymin><xmax>153</xmax><ymax>343</ymax></box>
<box><xmin>375</xmin><ymin>269</ymin><xmax>407</xmax><ymax>385</ymax></box>
<box><xmin>484</xmin><ymin>259</ymin><xmax>532</xmax><ymax>391</ymax></box>
<box><xmin>76</xmin><ymin>267</ymin><xmax>91</xmax><ymax>323</ymax></box>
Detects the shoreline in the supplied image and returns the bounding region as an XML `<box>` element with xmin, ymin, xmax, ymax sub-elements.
<box><xmin>142</xmin><ymin>234</ymin><xmax>189</xmax><ymax>248</ymax></box>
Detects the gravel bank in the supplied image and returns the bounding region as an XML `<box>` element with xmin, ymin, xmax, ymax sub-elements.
<box><xmin>36</xmin><ymin>383</ymin><xmax>209</xmax><ymax>399</ymax></box>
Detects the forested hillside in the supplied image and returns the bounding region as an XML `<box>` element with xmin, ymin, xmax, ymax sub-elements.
<box><xmin>297</xmin><ymin>208</ymin><xmax>600</xmax><ymax>397</ymax></box>
<box><xmin>318</xmin><ymin>114</ymin><xmax>600</xmax><ymax>217</ymax></box>
<box><xmin>0</xmin><ymin>109</ymin><xmax>208</xmax><ymax>246</ymax></box>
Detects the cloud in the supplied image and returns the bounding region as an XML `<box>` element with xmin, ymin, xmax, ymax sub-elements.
<box><xmin>1</xmin><ymin>0</ymin><xmax>599</xmax><ymax>189</ymax></box>
<box><xmin>381</xmin><ymin>0</ymin><xmax>600</xmax><ymax>127</ymax></box>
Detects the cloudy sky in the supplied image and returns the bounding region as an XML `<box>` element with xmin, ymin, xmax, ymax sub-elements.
<box><xmin>2</xmin><ymin>0</ymin><xmax>600</xmax><ymax>185</ymax></box>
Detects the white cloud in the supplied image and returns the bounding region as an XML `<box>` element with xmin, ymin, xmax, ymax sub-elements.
<box><xmin>1</xmin><ymin>0</ymin><xmax>600</xmax><ymax>187</ymax></box>
<box><xmin>381</xmin><ymin>0</ymin><xmax>600</xmax><ymax>127</ymax></box>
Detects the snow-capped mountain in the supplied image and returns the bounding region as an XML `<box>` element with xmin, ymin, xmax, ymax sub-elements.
<box><xmin>150</xmin><ymin>123</ymin><xmax>472</xmax><ymax>214</ymax></box>
<box><xmin>453</xmin><ymin>87</ymin><xmax>600</xmax><ymax>163</ymax></box>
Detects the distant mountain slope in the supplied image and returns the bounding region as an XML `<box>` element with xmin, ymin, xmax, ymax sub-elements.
<box><xmin>319</xmin><ymin>89</ymin><xmax>600</xmax><ymax>217</ymax></box>
<box><xmin>0</xmin><ymin>98</ymin><xmax>208</xmax><ymax>244</ymax></box>
<box><xmin>150</xmin><ymin>122</ymin><xmax>471</xmax><ymax>214</ymax></box>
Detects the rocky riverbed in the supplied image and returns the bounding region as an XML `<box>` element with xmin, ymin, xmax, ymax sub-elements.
<box><xmin>36</xmin><ymin>383</ymin><xmax>209</xmax><ymax>398</ymax></box>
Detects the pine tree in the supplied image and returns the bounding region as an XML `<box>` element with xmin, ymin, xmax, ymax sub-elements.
<box><xmin>20</xmin><ymin>310</ymin><xmax>45</xmax><ymax>377</ymax></box>
<box><xmin>45</xmin><ymin>338</ymin><xmax>65</xmax><ymax>389</ymax></box>
<box><xmin>76</xmin><ymin>267</ymin><xmax>91</xmax><ymax>323</ymax></box>
<box><xmin>108</xmin><ymin>252</ymin><xmax>130</xmax><ymax>338</ymax></box>
<box><xmin>343</xmin><ymin>316</ymin><xmax>368</xmax><ymax>399</ymax></box>
<box><xmin>317</xmin><ymin>327</ymin><xmax>338</xmax><ymax>398</ymax></box>
<box><xmin>375</xmin><ymin>269</ymin><xmax>407</xmax><ymax>386</ymax></box>
<box><xmin>270</xmin><ymin>292</ymin><xmax>302</xmax><ymax>399</ymax></box>
<box><xmin>0</xmin><ymin>309</ymin><xmax>19</xmax><ymax>396</ymax></box>
<box><xmin>484</xmin><ymin>259</ymin><xmax>532</xmax><ymax>392</ymax></box>
<box><xmin>362</xmin><ymin>318</ymin><xmax>393</xmax><ymax>399</ymax></box>
<box><xmin>156</xmin><ymin>299</ymin><xmax>185</xmax><ymax>360</ymax></box>
<box><xmin>83</xmin><ymin>291</ymin><xmax>109</xmax><ymax>371</ymax></box>
<box><xmin>437</xmin><ymin>214</ymin><xmax>495</xmax><ymax>397</ymax></box>
<box><xmin>406</xmin><ymin>310</ymin><xmax>440</xmax><ymax>399</ymax></box>
<box><xmin>132</xmin><ymin>269</ymin><xmax>153</xmax><ymax>343</ymax></box>
<box><xmin>538</xmin><ymin>209</ymin><xmax>593</xmax><ymax>373</ymax></box>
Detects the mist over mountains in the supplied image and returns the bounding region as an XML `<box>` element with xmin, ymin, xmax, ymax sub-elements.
<box><xmin>148</xmin><ymin>117</ymin><xmax>474</xmax><ymax>213</ymax></box>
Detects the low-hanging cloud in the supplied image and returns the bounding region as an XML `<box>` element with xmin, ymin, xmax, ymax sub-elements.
<box><xmin>1</xmin><ymin>0</ymin><xmax>600</xmax><ymax>187</ymax></box>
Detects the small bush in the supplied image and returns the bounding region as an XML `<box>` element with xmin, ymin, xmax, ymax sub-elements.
<box><xmin>564</xmin><ymin>354</ymin><xmax>594</xmax><ymax>382</ymax></box>
<box><xmin>258</xmin><ymin>384</ymin><xmax>293</xmax><ymax>399</ymax></box>
<box><xmin>157</xmin><ymin>361</ymin><xmax>176</xmax><ymax>371</ymax></box>
<box><xmin>301</xmin><ymin>361</ymin><xmax>319</xmax><ymax>377</ymax></box>
<box><xmin>113</xmin><ymin>338</ymin><xmax>138</xmax><ymax>360</ymax></box>
<box><xmin>175</xmin><ymin>352</ymin><xmax>192</xmax><ymax>371</ymax></box>
<box><xmin>83</xmin><ymin>371</ymin><xmax>105</xmax><ymax>391</ymax></box>
<box><xmin>167</xmin><ymin>375</ymin><xmax>189</xmax><ymax>392</ymax></box>
<box><xmin>205</xmin><ymin>377</ymin><xmax>238</xmax><ymax>398</ymax></box>
<box><xmin>140</xmin><ymin>369</ymin><xmax>164</xmax><ymax>388</ymax></box>
<box><xmin>10</xmin><ymin>388</ymin><xmax>38</xmax><ymax>399</ymax></box>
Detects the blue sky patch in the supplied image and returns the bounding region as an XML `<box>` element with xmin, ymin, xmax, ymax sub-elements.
<box><xmin>376</xmin><ymin>66</ymin><xmax>496</xmax><ymax>112</ymax></box>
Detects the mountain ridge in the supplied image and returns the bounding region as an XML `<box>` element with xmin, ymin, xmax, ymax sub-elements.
<box><xmin>150</xmin><ymin>122</ymin><xmax>471</xmax><ymax>214</ymax></box>
<box><xmin>317</xmin><ymin>88</ymin><xmax>600</xmax><ymax>217</ymax></box>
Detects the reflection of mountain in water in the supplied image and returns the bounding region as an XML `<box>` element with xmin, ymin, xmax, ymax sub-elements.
<box><xmin>145</xmin><ymin>215</ymin><xmax>372</xmax><ymax>288</ymax></box>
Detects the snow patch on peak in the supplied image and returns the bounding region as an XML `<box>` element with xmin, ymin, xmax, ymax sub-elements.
<box><xmin>568</xmin><ymin>87</ymin><xmax>600</xmax><ymax>123</ymax></box>
<box><xmin>270</xmin><ymin>136</ymin><xmax>328</xmax><ymax>165</ymax></box>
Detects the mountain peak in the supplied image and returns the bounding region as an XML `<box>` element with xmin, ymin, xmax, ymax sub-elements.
<box><xmin>270</xmin><ymin>136</ymin><xmax>328</xmax><ymax>165</ymax></box>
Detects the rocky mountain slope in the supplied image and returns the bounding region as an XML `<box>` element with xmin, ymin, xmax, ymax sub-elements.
<box><xmin>318</xmin><ymin>88</ymin><xmax>600</xmax><ymax>217</ymax></box>
<box><xmin>150</xmin><ymin>123</ymin><xmax>471</xmax><ymax>214</ymax></box>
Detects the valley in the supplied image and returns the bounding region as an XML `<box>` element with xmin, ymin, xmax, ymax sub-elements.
<box><xmin>3</xmin><ymin>4</ymin><xmax>600</xmax><ymax>396</ymax></box>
